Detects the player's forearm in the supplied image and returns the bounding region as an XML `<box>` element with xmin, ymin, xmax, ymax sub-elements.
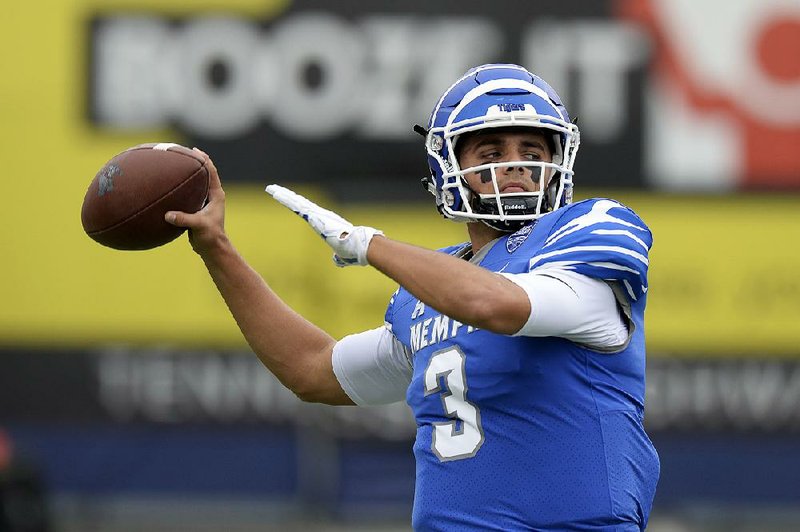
<box><xmin>198</xmin><ymin>238</ymin><xmax>351</xmax><ymax>405</ymax></box>
<box><xmin>367</xmin><ymin>236</ymin><xmax>529</xmax><ymax>334</ymax></box>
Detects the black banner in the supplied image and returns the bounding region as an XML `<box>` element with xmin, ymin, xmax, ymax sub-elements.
<box><xmin>3</xmin><ymin>348</ymin><xmax>800</xmax><ymax>434</ymax></box>
<box><xmin>88</xmin><ymin>0</ymin><xmax>650</xmax><ymax>200</ymax></box>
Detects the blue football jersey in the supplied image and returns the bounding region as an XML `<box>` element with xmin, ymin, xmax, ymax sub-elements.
<box><xmin>385</xmin><ymin>199</ymin><xmax>660</xmax><ymax>531</ymax></box>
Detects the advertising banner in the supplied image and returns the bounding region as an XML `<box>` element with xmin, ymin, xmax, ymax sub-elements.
<box><xmin>1</xmin><ymin>0</ymin><xmax>798</xmax><ymax>353</ymax></box>
<box><xmin>87</xmin><ymin>0</ymin><xmax>652</xmax><ymax>197</ymax></box>
<box><xmin>620</xmin><ymin>0</ymin><xmax>800</xmax><ymax>190</ymax></box>
<box><xmin>2</xmin><ymin>348</ymin><xmax>799</xmax><ymax>516</ymax></box>
<box><xmin>85</xmin><ymin>0</ymin><xmax>800</xmax><ymax>193</ymax></box>
<box><xmin>3</xmin><ymin>347</ymin><xmax>800</xmax><ymax>434</ymax></box>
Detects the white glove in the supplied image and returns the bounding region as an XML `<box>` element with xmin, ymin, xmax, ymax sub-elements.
<box><xmin>265</xmin><ymin>184</ymin><xmax>383</xmax><ymax>267</ymax></box>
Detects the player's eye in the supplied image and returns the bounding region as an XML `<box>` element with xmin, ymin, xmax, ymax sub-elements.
<box><xmin>523</xmin><ymin>152</ymin><xmax>543</xmax><ymax>161</ymax></box>
<box><xmin>479</xmin><ymin>150</ymin><xmax>501</xmax><ymax>162</ymax></box>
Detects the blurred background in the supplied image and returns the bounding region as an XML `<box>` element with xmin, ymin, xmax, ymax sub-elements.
<box><xmin>1</xmin><ymin>0</ymin><xmax>799</xmax><ymax>530</ymax></box>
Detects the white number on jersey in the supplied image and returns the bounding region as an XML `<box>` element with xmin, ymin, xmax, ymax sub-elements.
<box><xmin>423</xmin><ymin>346</ymin><xmax>484</xmax><ymax>461</ymax></box>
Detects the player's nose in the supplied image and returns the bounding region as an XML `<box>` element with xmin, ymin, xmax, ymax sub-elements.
<box><xmin>499</xmin><ymin>149</ymin><xmax>528</xmax><ymax>172</ymax></box>
<box><xmin>499</xmin><ymin>161</ymin><xmax>529</xmax><ymax>178</ymax></box>
<box><xmin>499</xmin><ymin>163</ymin><xmax>543</xmax><ymax>189</ymax></box>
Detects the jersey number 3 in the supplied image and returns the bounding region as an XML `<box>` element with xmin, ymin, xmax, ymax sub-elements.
<box><xmin>424</xmin><ymin>346</ymin><xmax>484</xmax><ymax>461</ymax></box>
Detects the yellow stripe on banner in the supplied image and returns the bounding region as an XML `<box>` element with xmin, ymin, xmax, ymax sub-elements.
<box><xmin>87</xmin><ymin>0</ymin><xmax>290</xmax><ymax>17</ymax></box>
<box><xmin>0</xmin><ymin>0</ymin><xmax>289</xmax><ymax>348</ymax></box>
<box><xmin>1</xmin><ymin>0</ymin><xmax>799</xmax><ymax>355</ymax></box>
<box><xmin>3</xmin><ymin>180</ymin><xmax>800</xmax><ymax>356</ymax></box>
<box><xmin>592</xmin><ymin>191</ymin><xmax>800</xmax><ymax>357</ymax></box>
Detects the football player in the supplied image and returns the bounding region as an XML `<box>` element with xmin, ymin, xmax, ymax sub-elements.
<box><xmin>167</xmin><ymin>63</ymin><xmax>660</xmax><ymax>530</ymax></box>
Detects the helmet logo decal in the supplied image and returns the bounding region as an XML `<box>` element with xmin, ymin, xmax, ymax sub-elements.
<box><xmin>488</xmin><ymin>103</ymin><xmax>536</xmax><ymax>115</ymax></box>
<box><xmin>496</xmin><ymin>103</ymin><xmax>527</xmax><ymax>112</ymax></box>
<box><xmin>506</xmin><ymin>223</ymin><xmax>534</xmax><ymax>253</ymax></box>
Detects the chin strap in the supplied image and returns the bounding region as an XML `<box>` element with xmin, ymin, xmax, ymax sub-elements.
<box><xmin>456</xmin><ymin>178</ymin><xmax>531</xmax><ymax>232</ymax></box>
<box><xmin>413</xmin><ymin>124</ymin><xmax>429</xmax><ymax>137</ymax></box>
<box><xmin>475</xmin><ymin>197</ymin><xmax>538</xmax><ymax>232</ymax></box>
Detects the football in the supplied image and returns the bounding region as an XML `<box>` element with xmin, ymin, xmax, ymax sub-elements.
<box><xmin>81</xmin><ymin>143</ymin><xmax>209</xmax><ymax>250</ymax></box>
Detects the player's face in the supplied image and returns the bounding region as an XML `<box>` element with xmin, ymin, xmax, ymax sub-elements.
<box><xmin>457</xmin><ymin>128</ymin><xmax>553</xmax><ymax>194</ymax></box>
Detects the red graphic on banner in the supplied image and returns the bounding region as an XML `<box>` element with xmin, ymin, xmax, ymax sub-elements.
<box><xmin>618</xmin><ymin>0</ymin><xmax>800</xmax><ymax>188</ymax></box>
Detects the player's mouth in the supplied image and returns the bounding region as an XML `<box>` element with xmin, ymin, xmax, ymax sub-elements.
<box><xmin>500</xmin><ymin>182</ymin><xmax>528</xmax><ymax>193</ymax></box>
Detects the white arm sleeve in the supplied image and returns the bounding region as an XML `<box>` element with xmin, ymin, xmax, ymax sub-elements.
<box><xmin>500</xmin><ymin>269</ymin><xmax>630</xmax><ymax>352</ymax></box>
<box><xmin>332</xmin><ymin>326</ymin><xmax>412</xmax><ymax>406</ymax></box>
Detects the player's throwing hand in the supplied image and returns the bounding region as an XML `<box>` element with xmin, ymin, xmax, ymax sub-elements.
<box><xmin>266</xmin><ymin>184</ymin><xmax>383</xmax><ymax>267</ymax></box>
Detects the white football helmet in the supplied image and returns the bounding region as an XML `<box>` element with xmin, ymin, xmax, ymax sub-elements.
<box><xmin>421</xmin><ymin>63</ymin><xmax>580</xmax><ymax>232</ymax></box>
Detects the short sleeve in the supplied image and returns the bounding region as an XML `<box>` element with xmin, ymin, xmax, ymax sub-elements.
<box><xmin>332</xmin><ymin>326</ymin><xmax>412</xmax><ymax>406</ymax></box>
<box><xmin>500</xmin><ymin>269</ymin><xmax>629</xmax><ymax>352</ymax></box>
<box><xmin>529</xmin><ymin>199</ymin><xmax>652</xmax><ymax>302</ymax></box>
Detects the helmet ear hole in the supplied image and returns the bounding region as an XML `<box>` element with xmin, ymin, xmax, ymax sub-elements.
<box><xmin>550</xmin><ymin>133</ymin><xmax>563</xmax><ymax>165</ymax></box>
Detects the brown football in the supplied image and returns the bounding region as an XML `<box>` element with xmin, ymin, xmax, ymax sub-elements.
<box><xmin>81</xmin><ymin>143</ymin><xmax>209</xmax><ymax>250</ymax></box>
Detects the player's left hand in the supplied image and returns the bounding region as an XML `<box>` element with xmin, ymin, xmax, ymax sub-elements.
<box><xmin>266</xmin><ymin>184</ymin><xmax>383</xmax><ymax>267</ymax></box>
